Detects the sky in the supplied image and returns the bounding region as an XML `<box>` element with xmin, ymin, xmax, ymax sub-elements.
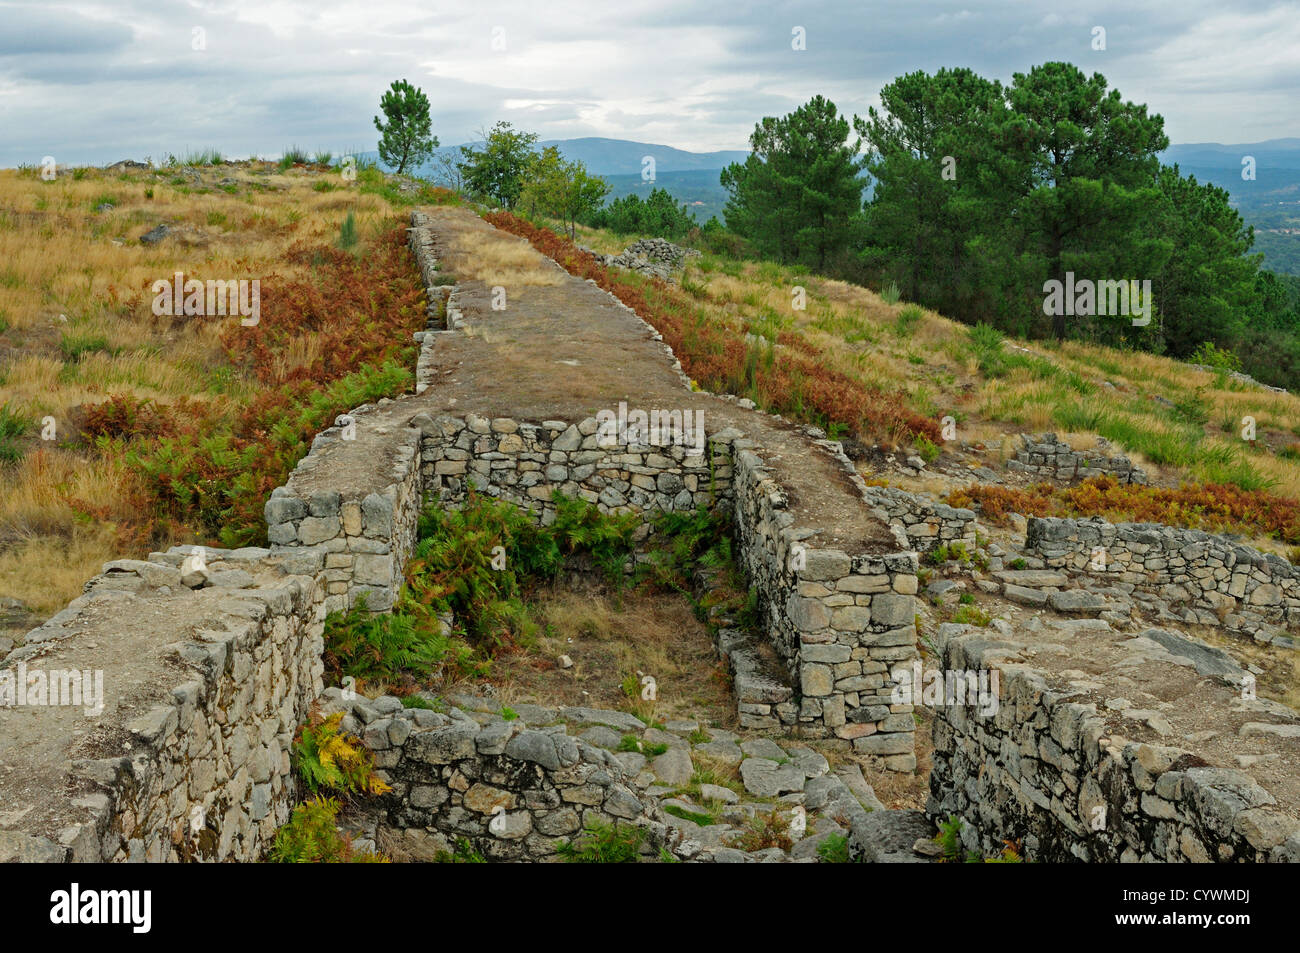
<box><xmin>1</xmin><ymin>0</ymin><xmax>1297</xmax><ymax>166</ymax></box>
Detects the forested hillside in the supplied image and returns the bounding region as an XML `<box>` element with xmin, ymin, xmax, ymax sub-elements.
<box><xmin>712</xmin><ymin>63</ymin><xmax>1300</xmax><ymax>391</ymax></box>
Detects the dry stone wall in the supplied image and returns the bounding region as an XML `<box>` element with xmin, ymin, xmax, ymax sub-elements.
<box><xmin>416</xmin><ymin>411</ymin><xmax>727</xmax><ymax>520</ymax></box>
<box><xmin>927</xmin><ymin>626</ymin><xmax>1300</xmax><ymax>862</ymax></box>
<box><xmin>323</xmin><ymin>690</ymin><xmax>669</xmax><ymax>861</ymax></box>
<box><xmin>1024</xmin><ymin>515</ymin><xmax>1300</xmax><ymax>634</ymax></box>
<box><xmin>859</xmin><ymin>484</ymin><xmax>979</xmax><ymax>554</ymax></box>
<box><xmin>1008</xmin><ymin>432</ymin><xmax>1148</xmax><ymax>484</ymax></box>
<box><xmin>1</xmin><ymin>546</ymin><xmax>325</xmax><ymax>862</ymax></box>
<box><xmin>263</xmin><ymin>411</ymin><xmax>423</xmax><ymax>614</ymax></box>
<box><xmin>728</xmin><ymin>444</ymin><xmax>921</xmax><ymax>767</ymax></box>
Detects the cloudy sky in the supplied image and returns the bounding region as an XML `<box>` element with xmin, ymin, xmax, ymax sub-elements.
<box><xmin>1</xmin><ymin>0</ymin><xmax>1296</xmax><ymax>166</ymax></box>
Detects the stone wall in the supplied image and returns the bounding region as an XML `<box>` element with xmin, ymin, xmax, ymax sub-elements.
<box><xmin>264</xmin><ymin>410</ymin><xmax>423</xmax><ymax>614</ymax></box>
<box><xmin>411</xmin><ymin>409</ymin><xmax>921</xmax><ymax>766</ymax></box>
<box><xmin>728</xmin><ymin>444</ymin><xmax>920</xmax><ymax>767</ymax></box>
<box><xmin>415</xmin><ymin>411</ymin><xmax>727</xmax><ymax>520</ymax></box>
<box><xmin>927</xmin><ymin>626</ymin><xmax>1300</xmax><ymax>862</ymax></box>
<box><xmin>1008</xmin><ymin>432</ymin><xmax>1148</xmax><ymax>484</ymax></box>
<box><xmin>1024</xmin><ymin>515</ymin><xmax>1300</xmax><ymax>631</ymax></box>
<box><xmin>410</xmin><ymin>210</ymin><xmax>455</xmax><ymax>394</ymax></box>
<box><xmin>328</xmin><ymin>690</ymin><xmax>668</xmax><ymax>861</ymax></box>
<box><xmin>582</xmin><ymin>237</ymin><xmax>702</xmax><ymax>281</ymax></box>
<box><xmin>859</xmin><ymin>484</ymin><xmax>979</xmax><ymax>554</ymax></box>
<box><xmin>1</xmin><ymin>546</ymin><xmax>325</xmax><ymax>862</ymax></box>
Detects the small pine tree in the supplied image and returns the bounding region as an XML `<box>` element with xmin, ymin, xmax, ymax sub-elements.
<box><xmin>373</xmin><ymin>79</ymin><xmax>438</xmax><ymax>174</ymax></box>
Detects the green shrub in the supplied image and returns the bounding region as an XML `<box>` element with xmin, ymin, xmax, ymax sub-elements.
<box><xmin>433</xmin><ymin>837</ymin><xmax>486</xmax><ymax>863</ymax></box>
<box><xmin>734</xmin><ymin>809</ymin><xmax>794</xmax><ymax>852</ymax></box>
<box><xmin>968</xmin><ymin>322</ymin><xmax>1006</xmax><ymax>376</ymax></box>
<box><xmin>279</xmin><ymin>145</ymin><xmax>309</xmax><ymax>170</ymax></box>
<box><xmin>934</xmin><ymin>813</ymin><xmax>1023</xmax><ymax>862</ymax></box>
<box><xmin>59</xmin><ymin>332</ymin><xmax>116</xmax><ymax>361</ymax></box>
<box><xmin>914</xmin><ymin>433</ymin><xmax>940</xmax><ymax>464</ymax></box>
<box><xmin>639</xmin><ymin>504</ymin><xmax>732</xmax><ymax>595</ymax></box>
<box><xmin>880</xmin><ymin>280</ymin><xmax>901</xmax><ymax>305</ymax></box>
<box><xmin>322</xmin><ymin>592</ymin><xmax>481</xmax><ymax>690</ymax></box>
<box><xmin>1172</xmin><ymin>387</ymin><xmax>1211</xmax><ymax>427</ymax></box>
<box><xmin>405</xmin><ymin>491</ymin><xmax>636</xmax><ymax>654</ymax></box>
<box><xmin>925</xmin><ymin>542</ymin><xmax>970</xmax><ymax>566</ymax></box>
<box><xmin>337</xmin><ymin>211</ymin><xmax>358</xmax><ymax>250</ymax></box>
<box><xmin>184</xmin><ymin>147</ymin><xmax>223</xmax><ymax>167</ymax></box>
<box><xmin>0</xmin><ymin>402</ymin><xmax>33</xmax><ymax>464</ymax></box>
<box><xmin>292</xmin><ymin>711</ymin><xmax>391</xmax><ymax>797</ymax></box>
<box><xmin>950</xmin><ymin>604</ymin><xmax>992</xmax><ymax>627</ymax></box>
<box><xmin>555</xmin><ymin>821</ymin><xmax>645</xmax><ymax>863</ymax></box>
<box><xmin>270</xmin><ymin>797</ymin><xmax>387</xmax><ymax>863</ymax></box>
<box><xmin>935</xmin><ymin>814</ymin><xmax>965</xmax><ymax>861</ymax></box>
<box><xmin>1190</xmin><ymin>341</ymin><xmax>1242</xmax><ymax>374</ymax></box>
<box><xmin>895</xmin><ymin>304</ymin><xmax>923</xmax><ymax>337</ymax></box>
<box><xmin>817</xmin><ymin>833</ymin><xmax>854</xmax><ymax>863</ymax></box>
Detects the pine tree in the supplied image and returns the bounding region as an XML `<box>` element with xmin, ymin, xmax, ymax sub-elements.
<box><xmin>373</xmin><ymin>79</ymin><xmax>438</xmax><ymax>174</ymax></box>
<box><xmin>722</xmin><ymin>95</ymin><xmax>867</xmax><ymax>270</ymax></box>
<box><xmin>1003</xmin><ymin>62</ymin><xmax>1170</xmax><ymax>340</ymax></box>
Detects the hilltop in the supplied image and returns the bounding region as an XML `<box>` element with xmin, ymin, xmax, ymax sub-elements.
<box><xmin>2</xmin><ymin>158</ymin><xmax>1299</xmax><ymax>867</ymax></box>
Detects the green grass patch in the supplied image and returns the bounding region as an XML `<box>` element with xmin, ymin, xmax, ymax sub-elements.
<box><xmin>663</xmin><ymin>804</ymin><xmax>714</xmax><ymax>826</ymax></box>
<box><xmin>555</xmin><ymin>821</ymin><xmax>644</xmax><ymax>863</ymax></box>
<box><xmin>0</xmin><ymin>402</ymin><xmax>34</xmax><ymax>464</ymax></box>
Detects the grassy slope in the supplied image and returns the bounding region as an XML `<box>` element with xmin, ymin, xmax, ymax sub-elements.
<box><xmin>570</xmin><ymin>221</ymin><xmax>1300</xmax><ymax>555</ymax></box>
<box><xmin>0</xmin><ymin>162</ymin><xmax>443</xmax><ymax>612</ymax></box>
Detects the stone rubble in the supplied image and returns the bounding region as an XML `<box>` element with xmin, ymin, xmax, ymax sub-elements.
<box><xmin>583</xmin><ymin>238</ymin><xmax>703</xmax><ymax>282</ymax></box>
<box><xmin>1006</xmin><ymin>432</ymin><xmax>1148</xmax><ymax>485</ymax></box>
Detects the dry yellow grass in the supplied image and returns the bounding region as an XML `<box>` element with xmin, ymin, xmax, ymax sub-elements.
<box><xmin>570</xmin><ymin>224</ymin><xmax>629</xmax><ymax>256</ymax></box>
<box><xmin>674</xmin><ymin>253</ymin><xmax>1300</xmax><ymax>500</ymax></box>
<box><xmin>437</xmin><ymin>228</ymin><xmax>568</xmax><ymax>290</ymax></box>
<box><xmin>0</xmin><ymin>524</ymin><xmax>120</xmax><ymax>615</ymax></box>
<box><xmin>489</xmin><ymin>588</ymin><xmax>734</xmax><ymax>726</ymax></box>
<box><xmin>0</xmin><ymin>161</ymin><xmax>402</xmax><ymax>616</ymax></box>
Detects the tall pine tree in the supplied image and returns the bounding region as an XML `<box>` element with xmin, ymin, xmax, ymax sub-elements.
<box><xmin>722</xmin><ymin>95</ymin><xmax>867</xmax><ymax>270</ymax></box>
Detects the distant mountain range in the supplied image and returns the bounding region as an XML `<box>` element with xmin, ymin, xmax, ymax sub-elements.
<box><xmin>1160</xmin><ymin>140</ymin><xmax>1300</xmax><ymax>275</ymax></box>
<box><xmin>374</xmin><ymin>136</ymin><xmax>1300</xmax><ymax>275</ymax></box>
<box><xmin>391</xmin><ymin>136</ymin><xmax>749</xmax><ymax>177</ymax></box>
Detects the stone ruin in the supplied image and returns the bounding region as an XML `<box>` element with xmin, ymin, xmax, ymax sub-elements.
<box><xmin>2</xmin><ymin>207</ymin><xmax>1298</xmax><ymax>863</ymax></box>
